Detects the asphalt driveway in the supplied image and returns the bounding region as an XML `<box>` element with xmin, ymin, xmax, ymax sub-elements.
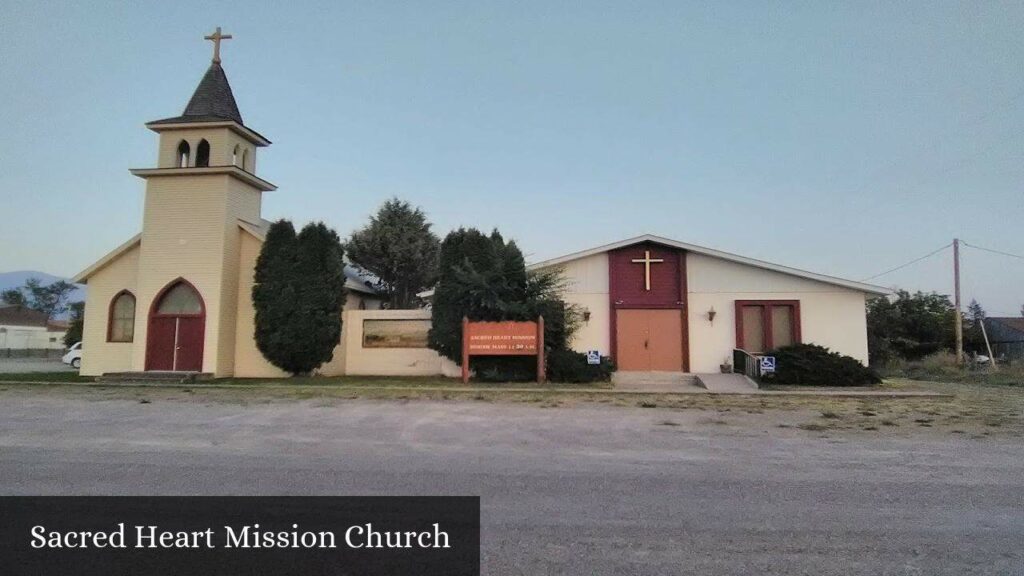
<box><xmin>0</xmin><ymin>390</ymin><xmax>1020</xmax><ymax>575</ymax></box>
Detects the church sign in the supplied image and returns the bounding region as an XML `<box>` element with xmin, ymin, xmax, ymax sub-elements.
<box><xmin>461</xmin><ymin>317</ymin><xmax>545</xmax><ymax>384</ymax></box>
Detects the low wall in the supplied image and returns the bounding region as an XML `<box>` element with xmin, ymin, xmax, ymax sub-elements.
<box><xmin>0</xmin><ymin>348</ymin><xmax>66</xmax><ymax>359</ymax></box>
<box><xmin>324</xmin><ymin>309</ymin><xmax>459</xmax><ymax>377</ymax></box>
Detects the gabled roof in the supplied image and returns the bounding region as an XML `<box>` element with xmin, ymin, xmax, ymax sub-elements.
<box><xmin>149</xmin><ymin>62</ymin><xmax>243</xmax><ymax>126</ymax></box>
<box><xmin>71</xmin><ymin>234</ymin><xmax>141</xmax><ymax>284</ymax></box>
<box><xmin>529</xmin><ymin>234</ymin><xmax>892</xmax><ymax>296</ymax></box>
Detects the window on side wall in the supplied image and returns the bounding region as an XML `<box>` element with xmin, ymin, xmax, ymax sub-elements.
<box><xmin>735</xmin><ymin>300</ymin><xmax>800</xmax><ymax>353</ymax></box>
<box><xmin>108</xmin><ymin>291</ymin><xmax>137</xmax><ymax>342</ymax></box>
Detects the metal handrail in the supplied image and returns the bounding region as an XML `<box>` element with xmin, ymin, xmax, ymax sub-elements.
<box><xmin>733</xmin><ymin>348</ymin><xmax>762</xmax><ymax>380</ymax></box>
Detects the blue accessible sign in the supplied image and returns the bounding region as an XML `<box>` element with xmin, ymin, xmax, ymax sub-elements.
<box><xmin>759</xmin><ymin>356</ymin><xmax>776</xmax><ymax>374</ymax></box>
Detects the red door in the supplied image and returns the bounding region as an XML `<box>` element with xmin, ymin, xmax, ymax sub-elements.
<box><xmin>175</xmin><ymin>317</ymin><xmax>204</xmax><ymax>371</ymax></box>
<box><xmin>146</xmin><ymin>280</ymin><xmax>205</xmax><ymax>372</ymax></box>
<box><xmin>146</xmin><ymin>317</ymin><xmax>177</xmax><ymax>370</ymax></box>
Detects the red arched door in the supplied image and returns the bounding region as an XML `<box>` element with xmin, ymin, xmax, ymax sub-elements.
<box><xmin>146</xmin><ymin>280</ymin><xmax>205</xmax><ymax>371</ymax></box>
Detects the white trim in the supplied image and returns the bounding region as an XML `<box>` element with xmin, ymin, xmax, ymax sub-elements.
<box><xmin>71</xmin><ymin>234</ymin><xmax>141</xmax><ymax>283</ymax></box>
<box><xmin>531</xmin><ymin>234</ymin><xmax>892</xmax><ymax>295</ymax></box>
<box><xmin>129</xmin><ymin>166</ymin><xmax>277</xmax><ymax>192</ymax></box>
<box><xmin>144</xmin><ymin>120</ymin><xmax>271</xmax><ymax>147</ymax></box>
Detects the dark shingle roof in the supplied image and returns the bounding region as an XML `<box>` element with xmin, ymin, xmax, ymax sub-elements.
<box><xmin>0</xmin><ymin>305</ymin><xmax>48</xmax><ymax>328</ymax></box>
<box><xmin>149</xmin><ymin>62</ymin><xmax>243</xmax><ymax>126</ymax></box>
<box><xmin>987</xmin><ymin>317</ymin><xmax>1024</xmax><ymax>337</ymax></box>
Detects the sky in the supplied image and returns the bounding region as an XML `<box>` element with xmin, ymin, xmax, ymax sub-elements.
<box><xmin>1</xmin><ymin>1</ymin><xmax>1022</xmax><ymax>315</ymax></box>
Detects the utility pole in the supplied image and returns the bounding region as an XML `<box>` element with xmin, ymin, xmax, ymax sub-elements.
<box><xmin>953</xmin><ymin>238</ymin><xmax>963</xmax><ymax>366</ymax></box>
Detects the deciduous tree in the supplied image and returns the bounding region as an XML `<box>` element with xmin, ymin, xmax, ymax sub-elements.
<box><xmin>866</xmin><ymin>290</ymin><xmax>955</xmax><ymax>365</ymax></box>
<box><xmin>64</xmin><ymin>301</ymin><xmax>85</xmax><ymax>347</ymax></box>
<box><xmin>1</xmin><ymin>278</ymin><xmax>78</xmax><ymax>319</ymax></box>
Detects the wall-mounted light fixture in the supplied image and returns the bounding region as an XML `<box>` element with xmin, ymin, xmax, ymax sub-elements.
<box><xmin>582</xmin><ymin>308</ymin><xmax>592</xmax><ymax>322</ymax></box>
<box><xmin>707</xmin><ymin>306</ymin><xmax>717</xmax><ymax>324</ymax></box>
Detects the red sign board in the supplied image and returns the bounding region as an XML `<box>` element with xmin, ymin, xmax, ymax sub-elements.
<box><xmin>465</xmin><ymin>321</ymin><xmax>538</xmax><ymax>355</ymax></box>
<box><xmin>462</xmin><ymin>317</ymin><xmax>545</xmax><ymax>384</ymax></box>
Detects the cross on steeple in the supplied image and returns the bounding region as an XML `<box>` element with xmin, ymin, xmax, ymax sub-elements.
<box><xmin>204</xmin><ymin>27</ymin><xmax>233</xmax><ymax>64</ymax></box>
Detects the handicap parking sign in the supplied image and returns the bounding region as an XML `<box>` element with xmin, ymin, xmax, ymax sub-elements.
<box><xmin>759</xmin><ymin>356</ymin><xmax>776</xmax><ymax>373</ymax></box>
<box><xmin>586</xmin><ymin>350</ymin><xmax>601</xmax><ymax>365</ymax></box>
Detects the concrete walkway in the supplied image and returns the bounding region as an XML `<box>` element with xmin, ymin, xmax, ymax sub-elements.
<box><xmin>696</xmin><ymin>373</ymin><xmax>759</xmax><ymax>393</ymax></box>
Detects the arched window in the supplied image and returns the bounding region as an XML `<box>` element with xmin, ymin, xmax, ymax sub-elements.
<box><xmin>232</xmin><ymin>144</ymin><xmax>240</xmax><ymax>166</ymax></box>
<box><xmin>195</xmin><ymin>139</ymin><xmax>210</xmax><ymax>167</ymax></box>
<box><xmin>156</xmin><ymin>282</ymin><xmax>203</xmax><ymax>315</ymax></box>
<box><xmin>177</xmin><ymin>140</ymin><xmax>190</xmax><ymax>168</ymax></box>
<box><xmin>107</xmin><ymin>291</ymin><xmax>136</xmax><ymax>342</ymax></box>
<box><xmin>241</xmin><ymin>149</ymin><xmax>249</xmax><ymax>172</ymax></box>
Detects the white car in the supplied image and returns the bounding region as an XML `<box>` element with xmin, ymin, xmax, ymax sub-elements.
<box><xmin>62</xmin><ymin>342</ymin><xmax>82</xmax><ymax>369</ymax></box>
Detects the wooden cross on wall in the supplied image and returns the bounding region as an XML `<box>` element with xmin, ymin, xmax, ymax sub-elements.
<box><xmin>631</xmin><ymin>250</ymin><xmax>664</xmax><ymax>291</ymax></box>
<box><xmin>205</xmin><ymin>27</ymin><xmax>233</xmax><ymax>64</ymax></box>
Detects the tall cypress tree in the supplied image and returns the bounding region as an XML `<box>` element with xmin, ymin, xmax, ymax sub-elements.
<box><xmin>428</xmin><ymin>228</ymin><xmax>498</xmax><ymax>362</ymax></box>
<box><xmin>253</xmin><ymin>220</ymin><xmax>347</xmax><ymax>375</ymax></box>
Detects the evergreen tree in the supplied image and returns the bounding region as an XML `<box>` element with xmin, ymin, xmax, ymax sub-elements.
<box><xmin>345</xmin><ymin>198</ymin><xmax>441</xmax><ymax>309</ymax></box>
<box><xmin>295</xmin><ymin>222</ymin><xmax>348</xmax><ymax>369</ymax></box>
<box><xmin>64</xmin><ymin>301</ymin><xmax>85</xmax><ymax>347</ymax></box>
<box><xmin>428</xmin><ymin>228</ymin><xmax>499</xmax><ymax>362</ymax></box>
<box><xmin>964</xmin><ymin>299</ymin><xmax>987</xmax><ymax>354</ymax></box>
<box><xmin>428</xmin><ymin>227</ymin><xmax>579</xmax><ymax>380</ymax></box>
<box><xmin>253</xmin><ymin>220</ymin><xmax>347</xmax><ymax>375</ymax></box>
<box><xmin>1</xmin><ymin>288</ymin><xmax>26</xmax><ymax>306</ymax></box>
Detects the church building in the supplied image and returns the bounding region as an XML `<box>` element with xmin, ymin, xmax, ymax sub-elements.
<box><xmin>530</xmin><ymin>236</ymin><xmax>889</xmax><ymax>373</ymax></box>
<box><xmin>73</xmin><ymin>29</ymin><xmax>888</xmax><ymax>379</ymax></box>
<box><xmin>73</xmin><ymin>29</ymin><xmax>382</xmax><ymax>378</ymax></box>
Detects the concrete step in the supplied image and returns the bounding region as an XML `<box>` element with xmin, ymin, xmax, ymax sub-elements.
<box><xmin>613</xmin><ymin>371</ymin><xmax>699</xmax><ymax>391</ymax></box>
<box><xmin>97</xmin><ymin>371</ymin><xmax>214</xmax><ymax>383</ymax></box>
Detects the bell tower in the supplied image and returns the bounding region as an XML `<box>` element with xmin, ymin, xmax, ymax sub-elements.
<box><xmin>127</xmin><ymin>28</ymin><xmax>276</xmax><ymax>376</ymax></box>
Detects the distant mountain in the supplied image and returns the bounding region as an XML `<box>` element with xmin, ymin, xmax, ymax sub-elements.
<box><xmin>0</xmin><ymin>271</ymin><xmax>87</xmax><ymax>318</ymax></box>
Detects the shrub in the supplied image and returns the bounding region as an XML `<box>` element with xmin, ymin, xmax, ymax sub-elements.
<box><xmin>766</xmin><ymin>343</ymin><xmax>881</xmax><ymax>387</ymax></box>
<box><xmin>546</xmin><ymin>349</ymin><xmax>614</xmax><ymax>384</ymax></box>
<box><xmin>473</xmin><ymin>357</ymin><xmax>539</xmax><ymax>383</ymax></box>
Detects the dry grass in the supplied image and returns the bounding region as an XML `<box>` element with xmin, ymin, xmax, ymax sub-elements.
<box><xmin>879</xmin><ymin>352</ymin><xmax>1024</xmax><ymax>387</ymax></box>
<box><xmin>0</xmin><ymin>376</ymin><xmax>1020</xmax><ymax>439</ymax></box>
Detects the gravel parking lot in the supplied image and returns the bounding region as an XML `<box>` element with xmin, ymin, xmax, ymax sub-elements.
<box><xmin>0</xmin><ymin>387</ymin><xmax>1020</xmax><ymax>575</ymax></box>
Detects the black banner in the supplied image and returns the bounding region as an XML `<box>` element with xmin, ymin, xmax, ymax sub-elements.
<box><xmin>0</xmin><ymin>496</ymin><xmax>479</xmax><ymax>575</ymax></box>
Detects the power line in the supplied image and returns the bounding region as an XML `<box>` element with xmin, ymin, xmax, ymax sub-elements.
<box><xmin>861</xmin><ymin>242</ymin><xmax>952</xmax><ymax>281</ymax></box>
<box><xmin>961</xmin><ymin>241</ymin><xmax>1024</xmax><ymax>260</ymax></box>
